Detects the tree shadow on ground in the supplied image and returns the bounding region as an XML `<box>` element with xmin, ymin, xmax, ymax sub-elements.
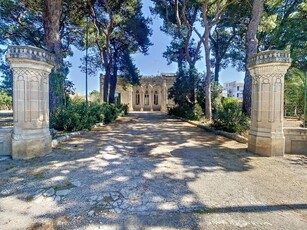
<box><xmin>0</xmin><ymin>113</ymin><xmax>306</xmax><ymax>229</ymax></box>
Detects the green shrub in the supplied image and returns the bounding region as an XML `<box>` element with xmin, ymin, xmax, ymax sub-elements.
<box><xmin>0</xmin><ymin>91</ymin><xmax>12</xmax><ymax>110</ymax></box>
<box><xmin>193</xmin><ymin>103</ymin><xmax>204</xmax><ymax>120</ymax></box>
<box><xmin>212</xmin><ymin>98</ymin><xmax>249</xmax><ymax>133</ymax></box>
<box><xmin>168</xmin><ymin>103</ymin><xmax>204</xmax><ymax>121</ymax></box>
<box><xmin>50</xmin><ymin>100</ymin><xmax>127</xmax><ymax>132</ymax></box>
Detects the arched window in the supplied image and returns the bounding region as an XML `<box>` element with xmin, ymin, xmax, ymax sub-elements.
<box><xmin>144</xmin><ymin>91</ymin><xmax>149</xmax><ymax>105</ymax></box>
<box><xmin>136</xmin><ymin>90</ymin><xmax>140</xmax><ymax>105</ymax></box>
<box><xmin>154</xmin><ymin>91</ymin><xmax>158</xmax><ymax>105</ymax></box>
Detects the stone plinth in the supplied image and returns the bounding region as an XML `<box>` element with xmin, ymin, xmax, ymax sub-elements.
<box><xmin>0</xmin><ymin>128</ymin><xmax>13</xmax><ymax>156</ymax></box>
<box><xmin>6</xmin><ymin>46</ymin><xmax>55</xmax><ymax>159</ymax></box>
<box><xmin>248</xmin><ymin>50</ymin><xmax>291</xmax><ymax>156</ymax></box>
<box><xmin>284</xmin><ymin>128</ymin><xmax>307</xmax><ymax>155</ymax></box>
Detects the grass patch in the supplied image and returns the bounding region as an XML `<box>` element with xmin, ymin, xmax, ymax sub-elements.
<box><xmin>25</xmin><ymin>195</ymin><xmax>34</xmax><ymax>202</ymax></box>
<box><xmin>17</xmin><ymin>174</ymin><xmax>25</xmax><ymax>179</ymax></box>
<box><xmin>29</xmin><ymin>170</ymin><xmax>45</xmax><ymax>179</ymax></box>
<box><xmin>5</xmin><ymin>165</ymin><xmax>15</xmax><ymax>171</ymax></box>
<box><xmin>0</xmin><ymin>178</ymin><xmax>9</xmax><ymax>185</ymax></box>
<box><xmin>53</xmin><ymin>181</ymin><xmax>74</xmax><ymax>191</ymax></box>
<box><xmin>32</xmin><ymin>172</ymin><xmax>44</xmax><ymax>179</ymax></box>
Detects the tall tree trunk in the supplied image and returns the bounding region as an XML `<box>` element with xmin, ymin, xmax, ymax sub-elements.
<box><xmin>214</xmin><ymin>59</ymin><xmax>220</xmax><ymax>83</ymax></box>
<box><xmin>204</xmin><ymin>27</ymin><xmax>212</xmax><ymax>121</ymax></box>
<box><xmin>103</xmin><ymin>66</ymin><xmax>111</xmax><ymax>103</ymax></box>
<box><xmin>109</xmin><ymin>50</ymin><xmax>118</xmax><ymax>104</ymax></box>
<box><xmin>242</xmin><ymin>0</ymin><xmax>264</xmax><ymax>116</ymax></box>
<box><xmin>43</xmin><ymin>0</ymin><xmax>63</xmax><ymax>113</ymax></box>
<box><xmin>188</xmin><ymin>64</ymin><xmax>195</xmax><ymax>106</ymax></box>
<box><xmin>102</xmin><ymin>48</ymin><xmax>111</xmax><ymax>103</ymax></box>
<box><xmin>201</xmin><ymin>1</ymin><xmax>212</xmax><ymax>121</ymax></box>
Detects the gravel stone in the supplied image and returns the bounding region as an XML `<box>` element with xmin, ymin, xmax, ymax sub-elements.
<box><xmin>56</xmin><ymin>189</ymin><xmax>70</xmax><ymax>196</ymax></box>
<box><xmin>88</xmin><ymin>210</ymin><xmax>95</xmax><ymax>216</ymax></box>
<box><xmin>71</xmin><ymin>180</ymin><xmax>81</xmax><ymax>187</ymax></box>
<box><xmin>1</xmin><ymin>112</ymin><xmax>307</xmax><ymax>230</ymax></box>
<box><xmin>43</xmin><ymin>188</ymin><xmax>55</xmax><ymax>197</ymax></box>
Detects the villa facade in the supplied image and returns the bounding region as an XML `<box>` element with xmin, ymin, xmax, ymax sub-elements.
<box><xmin>100</xmin><ymin>74</ymin><xmax>176</xmax><ymax>112</ymax></box>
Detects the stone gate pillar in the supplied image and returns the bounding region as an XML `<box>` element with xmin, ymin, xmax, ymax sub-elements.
<box><xmin>248</xmin><ymin>50</ymin><xmax>291</xmax><ymax>156</ymax></box>
<box><xmin>6</xmin><ymin>46</ymin><xmax>55</xmax><ymax>159</ymax></box>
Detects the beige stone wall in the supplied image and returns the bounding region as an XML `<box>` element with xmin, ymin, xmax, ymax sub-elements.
<box><xmin>0</xmin><ymin>128</ymin><xmax>12</xmax><ymax>156</ymax></box>
<box><xmin>100</xmin><ymin>74</ymin><xmax>176</xmax><ymax>112</ymax></box>
<box><xmin>284</xmin><ymin>128</ymin><xmax>307</xmax><ymax>154</ymax></box>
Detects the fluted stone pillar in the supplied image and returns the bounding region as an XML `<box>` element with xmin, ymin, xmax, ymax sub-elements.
<box><xmin>128</xmin><ymin>87</ymin><xmax>133</xmax><ymax>111</ymax></box>
<box><xmin>248</xmin><ymin>50</ymin><xmax>291</xmax><ymax>156</ymax></box>
<box><xmin>150</xmin><ymin>90</ymin><xmax>154</xmax><ymax>111</ymax></box>
<box><xmin>6</xmin><ymin>46</ymin><xmax>55</xmax><ymax>159</ymax></box>
<box><xmin>161</xmin><ymin>80</ymin><xmax>167</xmax><ymax>112</ymax></box>
<box><xmin>140</xmin><ymin>90</ymin><xmax>144</xmax><ymax>111</ymax></box>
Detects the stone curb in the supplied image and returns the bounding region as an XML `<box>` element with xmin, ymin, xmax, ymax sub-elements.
<box><xmin>51</xmin><ymin>122</ymin><xmax>106</xmax><ymax>148</ymax></box>
<box><xmin>172</xmin><ymin>116</ymin><xmax>248</xmax><ymax>144</ymax></box>
<box><xmin>51</xmin><ymin>130</ymin><xmax>87</xmax><ymax>148</ymax></box>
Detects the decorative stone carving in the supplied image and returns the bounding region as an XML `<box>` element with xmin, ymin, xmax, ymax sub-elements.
<box><xmin>100</xmin><ymin>74</ymin><xmax>176</xmax><ymax>112</ymax></box>
<box><xmin>6</xmin><ymin>46</ymin><xmax>55</xmax><ymax>159</ymax></box>
<box><xmin>248</xmin><ymin>50</ymin><xmax>291</xmax><ymax>156</ymax></box>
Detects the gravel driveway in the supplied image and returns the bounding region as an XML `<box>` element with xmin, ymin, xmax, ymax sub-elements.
<box><xmin>0</xmin><ymin>112</ymin><xmax>306</xmax><ymax>229</ymax></box>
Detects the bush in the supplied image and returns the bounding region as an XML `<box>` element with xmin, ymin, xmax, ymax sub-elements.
<box><xmin>50</xmin><ymin>99</ymin><xmax>128</xmax><ymax>132</ymax></box>
<box><xmin>212</xmin><ymin>98</ymin><xmax>249</xmax><ymax>133</ymax></box>
<box><xmin>168</xmin><ymin>103</ymin><xmax>204</xmax><ymax>121</ymax></box>
<box><xmin>0</xmin><ymin>91</ymin><xmax>12</xmax><ymax>110</ymax></box>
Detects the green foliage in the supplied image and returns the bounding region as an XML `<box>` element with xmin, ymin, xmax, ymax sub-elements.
<box><xmin>259</xmin><ymin>0</ymin><xmax>306</xmax><ymax>71</ymax></box>
<box><xmin>0</xmin><ymin>91</ymin><xmax>12</xmax><ymax>110</ymax></box>
<box><xmin>0</xmin><ymin>0</ymin><xmax>81</xmax><ymax>110</ymax></box>
<box><xmin>211</xmin><ymin>82</ymin><xmax>223</xmax><ymax>115</ymax></box>
<box><xmin>197</xmin><ymin>80</ymin><xmax>223</xmax><ymax>115</ymax></box>
<box><xmin>284</xmin><ymin>68</ymin><xmax>306</xmax><ymax>117</ymax></box>
<box><xmin>89</xmin><ymin>90</ymin><xmax>101</xmax><ymax>103</ymax></box>
<box><xmin>83</xmin><ymin>0</ymin><xmax>152</xmax><ymax>103</ymax></box>
<box><xmin>0</xmin><ymin>49</ymin><xmax>13</xmax><ymax>96</ymax></box>
<box><xmin>169</xmin><ymin>67</ymin><xmax>199</xmax><ymax>106</ymax></box>
<box><xmin>210</xmin><ymin>0</ymin><xmax>251</xmax><ymax>80</ymax></box>
<box><xmin>168</xmin><ymin>103</ymin><xmax>204</xmax><ymax>121</ymax></box>
<box><xmin>212</xmin><ymin>98</ymin><xmax>249</xmax><ymax>133</ymax></box>
<box><xmin>50</xmin><ymin>98</ymin><xmax>128</xmax><ymax>132</ymax></box>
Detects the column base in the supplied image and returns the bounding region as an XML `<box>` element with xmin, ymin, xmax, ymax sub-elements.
<box><xmin>12</xmin><ymin>135</ymin><xmax>52</xmax><ymax>159</ymax></box>
<box><xmin>248</xmin><ymin>132</ymin><xmax>285</xmax><ymax>157</ymax></box>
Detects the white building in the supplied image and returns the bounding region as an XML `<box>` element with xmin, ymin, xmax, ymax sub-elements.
<box><xmin>222</xmin><ymin>81</ymin><xmax>244</xmax><ymax>100</ymax></box>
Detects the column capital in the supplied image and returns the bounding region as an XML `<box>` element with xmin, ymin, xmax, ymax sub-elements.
<box><xmin>248</xmin><ymin>50</ymin><xmax>291</xmax><ymax>69</ymax></box>
<box><xmin>6</xmin><ymin>46</ymin><xmax>55</xmax><ymax>72</ymax></box>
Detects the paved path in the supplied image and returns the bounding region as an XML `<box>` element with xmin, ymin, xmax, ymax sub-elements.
<box><xmin>0</xmin><ymin>112</ymin><xmax>306</xmax><ymax>229</ymax></box>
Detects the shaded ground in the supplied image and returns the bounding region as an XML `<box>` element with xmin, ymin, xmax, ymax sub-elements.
<box><xmin>0</xmin><ymin>112</ymin><xmax>306</xmax><ymax>229</ymax></box>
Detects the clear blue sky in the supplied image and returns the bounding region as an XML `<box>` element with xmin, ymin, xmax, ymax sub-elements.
<box><xmin>66</xmin><ymin>0</ymin><xmax>244</xmax><ymax>95</ymax></box>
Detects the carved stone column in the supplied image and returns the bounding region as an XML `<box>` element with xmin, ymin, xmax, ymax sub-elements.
<box><xmin>128</xmin><ymin>87</ymin><xmax>133</xmax><ymax>111</ymax></box>
<box><xmin>6</xmin><ymin>46</ymin><xmax>55</xmax><ymax>159</ymax></box>
<box><xmin>140</xmin><ymin>90</ymin><xmax>144</xmax><ymax>111</ymax></box>
<box><xmin>161</xmin><ymin>80</ymin><xmax>167</xmax><ymax>112</ymax></box>
<box><xmin>150</xmin><ymin>90</ymin><xmax>154</xmax><ymax>112</ymax></box>
<box><xmin>248</xmin><ymin>50</ymin><xmax>291</xmax><ymax>156</ymax></box>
